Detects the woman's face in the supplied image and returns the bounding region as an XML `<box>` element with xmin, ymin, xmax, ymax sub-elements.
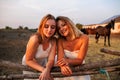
<box><xmin>57</xmin><ymin>20</ymin><xmax>69</xmax><ymax>37</ymax></box>
<box><xmin>43</xmin><ymin>19</ymin><xmax>56</xmax><ymax>38</ymax></box>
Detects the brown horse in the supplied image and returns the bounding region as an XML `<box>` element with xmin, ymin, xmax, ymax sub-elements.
<box><xmin>80</xmin><ymin>28</ymin><xmax>96</xmax><ymax>35</ymax></box>
<box><xmin>95</xmin><ymin>19</ymin><xmax>115</xmax><ymax>46</ymax></box>
<box><xmin>86</xmin><ymin>28</ymin><xmax>97</xmax><ymax>35</ymax></box>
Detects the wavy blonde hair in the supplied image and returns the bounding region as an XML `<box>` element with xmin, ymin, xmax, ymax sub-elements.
<box><xmin>37</xmin><ymin>14</ymin><xmax>56</xmax><ymax>42</ymax></box>
<box><xmin>56</xmin><ymin>16</ymin><xmax>83</xmax><ymax>40</ymax></box>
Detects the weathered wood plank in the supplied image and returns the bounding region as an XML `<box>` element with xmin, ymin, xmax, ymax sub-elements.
<box><xmin>0</xmin><ymin>66</ymin><xmax>119</xmax><ymax>79</ymax></box>
<box><xmin>0</xmin><ymin>58</ymin><xmax>120</xmax><ymax>72</ymax></box>
<box><xmin>100</xmin><ymin>48</ymin><xmax>120</xmax><ymax>56</ymax></box>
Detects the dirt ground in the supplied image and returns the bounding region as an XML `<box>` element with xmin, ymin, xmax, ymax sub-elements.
<box><xmin>0</xmin><ymin>29</ymin><xmax>120</xmax><ymax>80</ymax></box>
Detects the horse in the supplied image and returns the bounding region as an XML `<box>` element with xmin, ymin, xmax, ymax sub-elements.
<box><xmin>80</xmin><ymin>28</ymin><xmax>96</xmax><ymax>35</ymax></box>
<box><xmin>95</xmin><ymin>19</ymin><xmax>115</xmax><ymax>46</ymax></box>
<box><xmin>86</xmin><ymin>28</ymin><xmax>97</xmax><ymax>35</ymax></box>
<box><xmin>80</xmin><ymin>28</ymin><xmax>88</xmax><ymax>34</ymax></box>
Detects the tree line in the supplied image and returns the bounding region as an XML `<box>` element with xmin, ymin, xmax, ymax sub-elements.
<box><xmin>4</xmin><ymin>26</ymin><xmax>29</xmax><ymax>30</ymax></box>
<box><xmin>1</xmin><ymin>23</ymin><xmax>83</xmax><ymax>30</ymax></box>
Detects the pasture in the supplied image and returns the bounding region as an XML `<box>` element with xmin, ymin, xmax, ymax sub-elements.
<box><xmin>0</xmin><ymin>30</ymin><xmax>120</xmax><ymax>80</ymax></box>
<box><xmin>87</xmin><ymin>34</ymin><xmax>120</xmax><ymax>80</ymax></box>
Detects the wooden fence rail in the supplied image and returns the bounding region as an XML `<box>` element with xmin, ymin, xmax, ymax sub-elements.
<box><xmin>0</xmin><ymin>58</ymin><xmax>120</xmax><ymax>79</ymax></box>
<box><xmin>0</xmin><ymin>48</ymin><xmax>120</xmax><ymax>79</ymax></box>
<box><xmin>100</xmin><ymin>48</ymin><xmax>120</xmax><ymax>56</ymax></box>
<box><xmin>0</xmin><ymin>58</ymin><xmax>120</xmax><ymax>72</ymax></box>
<box><xmin>0</xmin><ymin>67</ymin><xmax>119</xmax><ymax>79</ymax></box>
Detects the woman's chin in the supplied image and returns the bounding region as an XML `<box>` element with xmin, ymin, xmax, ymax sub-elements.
<box><xmin>45</xmin><ymin>35</ymin><xmax>52</xmax><ymax>38</ymax></box>
<box><xmin>62</xmin><ymin>33</ymin><xmax>68</xmax><ymax>37</ymax></box>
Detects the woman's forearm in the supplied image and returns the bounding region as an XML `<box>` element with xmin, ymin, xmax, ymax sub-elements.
<box><xmin>26</xmin><ymin>60</ymin><xmax>45</xmax><ymax>72</ymax></box>
<box><xmin>66</xmin><ymin>58</ymin><xmax>83</xmax><ymax>66</ymax></box>
<box><xmin>45</xmin><ymin>60</ymin><xmax>54</xmax><ymax>72</ymax></box>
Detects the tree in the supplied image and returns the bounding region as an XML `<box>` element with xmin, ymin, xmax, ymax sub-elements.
<box><xmin>5</xmin><ymin>26</ymin><xmax>12</xmax><ymax>30</ymax></box>
<box><xmin>24</xmin><ymin>26</ymin><xmax>29</xmax><ymax>30</ymax></box>
<box><xmin>76</xmin><ymin>23</ymin><xmax>83</xmax><ymax>29</ymax></box>
<box><xmin>17</xmin><ymin>26</ymin><xmax>23</xmax><ymax>30</ymax></box>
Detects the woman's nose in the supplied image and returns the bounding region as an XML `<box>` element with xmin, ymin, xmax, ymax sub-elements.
<box><xmin>60</xmin><ymin>27</ymin><xmax>63</xmax><ymax>31</ymax></box>
<box><xmin>48</xmin><ymin>27</ymin><xmax>52</xmax><ymax>31</ymax></box>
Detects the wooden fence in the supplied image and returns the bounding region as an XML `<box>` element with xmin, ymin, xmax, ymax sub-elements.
<box><xmin>0</xmin><ymin>48</ymin><xmax>120</xmax><ymax>79</ymax></box>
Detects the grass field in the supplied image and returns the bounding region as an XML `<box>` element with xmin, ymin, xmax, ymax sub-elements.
<box><xmin>86</xmin><ymin>34</ymin><xmax>120</xmax><ymax>80</ymax></box>
<box><xmin>0</xmin><ymin>30</ymin><xmax>120</xmax><ymax>80</ymax></box>
<box><xmin>87</xmin><ymin>34</ymin><xmax>120</xmax><ymax>63</ymax></box>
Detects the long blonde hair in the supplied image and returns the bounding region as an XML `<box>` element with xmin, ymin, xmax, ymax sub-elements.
<box><xmin>37</xmin><ymin>14</ymin><xmax>56</xmax><ymax>43</ymax></box>
<box><xmin>56</xmin><ymin>16</ymin><xmax>83</xmax><ymax>40</ymax></box>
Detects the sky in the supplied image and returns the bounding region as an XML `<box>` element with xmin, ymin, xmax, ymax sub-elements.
<box><xmin>0</xmin><ymin>0</ymin><xmax>120</xmax><ymax>29</ymax></box>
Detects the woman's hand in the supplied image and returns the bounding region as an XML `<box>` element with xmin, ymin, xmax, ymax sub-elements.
<box><xmin>60</xmin><ymin>65</ymin><xmax>72</xmax><ymax>76</ymax></box>
<box><xmin>39</xmin><ymin>68</ymin><xmax>53</xmax><ymax>80</ymax></box>
<box><xmin>56</xmin><ymin>58</ymin><xmax>68</xmax><ymax>67</ymax></box>
<box><xmin>57</xmin><ymin>58</ymin><xmax>72</xmax><ymax>76</ymax></box>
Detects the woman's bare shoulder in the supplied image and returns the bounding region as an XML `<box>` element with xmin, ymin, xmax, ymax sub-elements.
<box><xmin>78</xmin><ymin>34</ymin><xmax>89</xmax><ymax>41</ymax></box>
<box><xmin>29</xmin><ymin>34</ymin><xmax>39</xmax><ymax>43</ymax></box>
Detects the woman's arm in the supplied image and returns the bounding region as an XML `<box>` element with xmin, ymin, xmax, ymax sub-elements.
<box><xmin>66</xmin><ymin>35</ymin><xmax>89</xmax><ymax>65</ymax></box>
<box><xmin>25</xmin><ymin>35</ymin><xmax>45</xmax><ymax>72</ymax></box>
<box><xmin>57</xmin><ymin>39</ymin><xmax>69</xmax><ymax>66</ymax></box>
<box><xmin>45</xmin><ymin>38</ymin><xmax>57</xmax><ymax>71</ymax></box>
<box><xmin>39</xmin><ymin>38</ymin><xmax>57</xmax><ymax>80</ymax></box>
<box><xmin>57</xmin><ymin>39</ymin><xmax>65</xmax><ymax>61</ymax></box>
<box><xmin>57</xmin><ymin>39</ymin><xmax>72</xmax><ymax>76</ymax></box>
